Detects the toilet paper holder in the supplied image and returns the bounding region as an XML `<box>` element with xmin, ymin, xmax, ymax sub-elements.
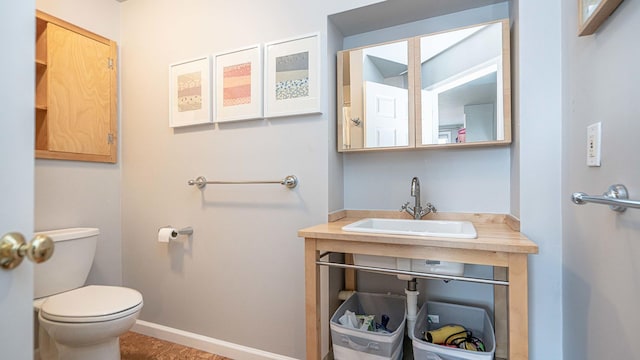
<box><xmin>159</xmin><ymin>226</ymin><xmax>193</xmax><ymax>238</ymax></box>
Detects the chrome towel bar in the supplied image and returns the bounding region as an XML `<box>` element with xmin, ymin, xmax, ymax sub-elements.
<box><xmin>187</xmin><ymin>175</ymin><xmax>298</xmax><ymax>189</ymax></box>
<box><xmin>316</xmin><ymin>259</ymin><xmax>509</xmax><ymax>286</ymax></box>
<box><xmin>571</xmin><ymin>184</ymin><xmax>640</xmax><ymax>212</ymax></box>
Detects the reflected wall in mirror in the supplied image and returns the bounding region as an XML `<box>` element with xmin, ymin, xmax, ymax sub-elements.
<box><xmin>418</xmin><ymin>19</ymin><xmax>510</xmax><ymax>146</ymax></box>
<box><xmin>338</xmin><ymin>40</ymin><xmax>414</xmax><ymax>151</ymax></box>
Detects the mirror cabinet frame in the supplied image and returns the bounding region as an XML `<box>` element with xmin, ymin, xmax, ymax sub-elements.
<box><xmin>337</xmin><ymin>37</ymin><xmax>416</xmax><ymax>152</ymax></box>
<box><xmin>337</xmin><ymin>18</ymin><xmax>511</xmax><ymax>153</ymax></box>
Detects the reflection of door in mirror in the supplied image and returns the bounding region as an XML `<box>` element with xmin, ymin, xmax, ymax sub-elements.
<box><xmin>364</xmin><ymin>81</ymin><xmax>409</xmax><ymax>147</ymax></box>
<box><xmin>419</xmin><ymin>21</ymin><xmax>506</xmax><ymax>146</ymax></box>
<box><xmin>339</xmin><ymin>40</ymin><xmax>411</xmax><ymax>150</ymax></box>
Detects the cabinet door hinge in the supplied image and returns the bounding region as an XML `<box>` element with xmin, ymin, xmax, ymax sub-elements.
<box><xmin>108</xmin><ymin>58</ymin><xmax>114</xmax><ymax>69</ymax></box>
<box><xmin>107</xmin><ymin>133</ymin><xmax>114</xmax><ymax>144</ymax></box>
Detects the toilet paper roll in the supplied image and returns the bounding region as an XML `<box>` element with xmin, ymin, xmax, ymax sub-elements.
<box><xmin>158</xmin><ymin>227</ymin><xmax>177</xmax><ymax>243</ymax></box>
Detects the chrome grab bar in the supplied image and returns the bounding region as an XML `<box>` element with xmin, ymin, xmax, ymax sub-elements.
<box><xmin>571</xmin><ymin>184</ymin><xmax>640</xmax><ymax>212</ymax></box>
<box><xmin>187</xmin><ymin>175</ymin><xmax>298</xmax><ymax>189</ymax></box>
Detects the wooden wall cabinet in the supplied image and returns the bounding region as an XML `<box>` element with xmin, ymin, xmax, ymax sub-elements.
<box><xmin>35</xmin><ymin>10</ymin><xmax>118</xmax><ymax>163</ymax></box>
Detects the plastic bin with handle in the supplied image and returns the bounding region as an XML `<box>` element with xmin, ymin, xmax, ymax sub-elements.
<box><xmin>412</xmin><ymin>301</ymin><xmax>495</xmax><ymax>360</ymax></box>
<box><xmin>330</xmin><ymin>292</ymin><xmax>406</xmax><ymax>360</ymax></box>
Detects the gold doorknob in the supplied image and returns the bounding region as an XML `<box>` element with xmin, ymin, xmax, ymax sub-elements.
<box><xmin>0</xmin><ymin>232</ymin><xmax>54</xmax><ymax>270</ymax></box>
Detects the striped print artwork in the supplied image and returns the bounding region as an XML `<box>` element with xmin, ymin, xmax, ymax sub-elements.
<box><xmin>223</xmin><ymin>62</ymin><xmax>251</xmax><ymax>107</ymax></box>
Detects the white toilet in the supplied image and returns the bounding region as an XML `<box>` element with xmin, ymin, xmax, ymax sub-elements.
<box><xmin>33</xmin><ymin>228</ymin><xmax>143</xmax><ymax>360</ymax></box>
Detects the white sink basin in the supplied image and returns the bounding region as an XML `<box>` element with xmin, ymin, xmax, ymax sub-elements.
<box><xmin>342</xmin><ymin>218</ymin><xmax>477</xmax><ymax>239</ymax></box>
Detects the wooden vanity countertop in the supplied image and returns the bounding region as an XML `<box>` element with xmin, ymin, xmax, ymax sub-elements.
<box><xmin>298</xmin><ymin>211</ymin><xmax>538</xmax><ymax>255</ymax></box>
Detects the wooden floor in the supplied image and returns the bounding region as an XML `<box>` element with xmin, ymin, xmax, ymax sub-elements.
<box><xmin>120</xmin><ymin>331</ymin><xmax>504</xmax><ymax>360</ymax></box>
<box><xmin>120</xmin><ymin>332</ymin><xmax>232</xmax><ymax>360</ymax></box>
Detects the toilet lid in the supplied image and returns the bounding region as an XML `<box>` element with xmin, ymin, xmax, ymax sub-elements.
<box><xmin>40</xmin><ymin>285</ymin><xmax>143</xmax><ymax>323</ymax></box>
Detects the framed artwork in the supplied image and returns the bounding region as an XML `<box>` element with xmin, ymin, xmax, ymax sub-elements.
<box><xmin>264</xmin><ymin>33</ymin><xmax>321</xmax><ymax>118</ymax></box>
<box><xmin>169</xmin><ymin>56</ymin><xmax>212</xmax><ymax>127</ymax></box>
<box><xmin>578</xmin><ymin>0</ymin><xmax>623</xmax><ymax>36</ymax></box>
<box><xmin>214</xmin><ymin>45</ymin><xmax>263</xmax><ymax>122</ymax></box>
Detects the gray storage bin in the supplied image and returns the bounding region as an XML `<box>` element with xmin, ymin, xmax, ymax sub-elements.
<box><xmin>330</xmin><ymin>292</ymin><xmax>406</xmax><ymax>360</ymax></box>
<box><xmin>412</xmin><ymin>301</ymin><xmax>495</xmax><ymax>360</ymax></box>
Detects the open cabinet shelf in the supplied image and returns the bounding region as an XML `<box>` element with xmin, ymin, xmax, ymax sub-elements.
<box><xmin>34</xmin><ymin>10</ymin><xmax>118</xmax><ymax>163</ymax></box>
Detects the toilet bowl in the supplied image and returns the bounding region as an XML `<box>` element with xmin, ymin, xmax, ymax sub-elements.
<box><xmin>36</xmin><ymin>285</ymin><xmax>143</xmax><ymax>360</ymax></box>
<box><xmin>33</xmin><ymin>228</ymin><xmax>144</xmax><ymax>360</ymax></box>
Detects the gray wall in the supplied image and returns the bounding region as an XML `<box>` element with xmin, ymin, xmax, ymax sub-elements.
<box><xmin>517</xmin><ymin>0</ymin><xmax>564</xmax><ymax>358</ymax></box>
<box><xmin>34</xmin><ymin>0</ymin><xmax>123</xmax><ymax>288</ymax></box>
<box><xmin>561</xmin><ymin>1</ymin><xmax>640</xmax><ymax>359</ymax></box>
<box><xmin>363</xmin><ymin>55</ymin><xmax>386</xmax><ymax>84</ymax></box>
<box><xmin>344</xmin><ymin>148</ymin><xmax>510</xmax><ymax>213</ymax></box>
<box><xmin>328</xmin><ymin>18</ymin><xmax>345</xmax><ymax>213</ymax></box>
<box><xmin>119</xmin><ymin>0</ymin><xmax>375</xmax><ymax>358</ymax></box>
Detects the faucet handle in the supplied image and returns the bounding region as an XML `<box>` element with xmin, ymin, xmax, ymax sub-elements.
<box><xmin>426</xmin><ymin>203</ymin><xmax>437</xmax><ymax>213</ymax></box>
<box><xmin>400</xmin><ymin>202</ymin><xmax>410</xmax><ymax>212</ymax></box>
<box><xmin>417</xmin><ymin>203</ymin><xmax>437</xmax><ymax>218</ymax></box>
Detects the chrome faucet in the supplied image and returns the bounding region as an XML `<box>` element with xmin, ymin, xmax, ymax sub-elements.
<box><xmin>400</xmin><ymin>177</ymin><xmax>437</xmax><ymax>219</ymax></box>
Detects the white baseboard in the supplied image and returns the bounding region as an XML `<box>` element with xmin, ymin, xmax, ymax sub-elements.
<box><xmin>131</xmin><ymin>320</ymin><xmax>298</xmax><ymax>360</ymax></box>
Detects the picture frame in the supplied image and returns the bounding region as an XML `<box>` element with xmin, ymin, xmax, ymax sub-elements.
<box><xmin>214</xmin><ymin>45</ymin><xmax>263</xmax><ymax>122</ymax></box>
<box><xmin>264</xmin><ymin>33</ymin><xmax>321</xmax><ymax>118</ymax></box>
<box><xmin>168</xmin><ymin>56</ymin><xmax>212</xmax><ymax>127</ymax></box>
<box><xmin>578</xmin><ymin>0</ymin><xmax>623</xmax><ymax>36</ymax></box>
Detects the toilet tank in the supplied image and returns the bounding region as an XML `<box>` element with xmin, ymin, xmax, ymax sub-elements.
<box><xmin>33</xmin><ymin>228</ymin><xmax>99</xmax><ymax>299</ymax></box>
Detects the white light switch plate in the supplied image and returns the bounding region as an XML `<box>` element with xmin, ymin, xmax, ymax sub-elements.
<box><xmin>587</xmin><ymin>122</ymin><xmax>601</xmax><ymax>167</ymax></box>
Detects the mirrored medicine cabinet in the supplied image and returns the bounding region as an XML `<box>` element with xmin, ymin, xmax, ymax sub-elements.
<box><xmin>337</xmin><ymin>19</ymin><xmax>511</xmax><ymax>152</ymax></box>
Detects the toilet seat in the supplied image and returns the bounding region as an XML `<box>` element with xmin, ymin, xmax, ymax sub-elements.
<box><xmin>40</xmin><ymin>285</ymin><xmax>143</xmax><ymax>323</ymax></box>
